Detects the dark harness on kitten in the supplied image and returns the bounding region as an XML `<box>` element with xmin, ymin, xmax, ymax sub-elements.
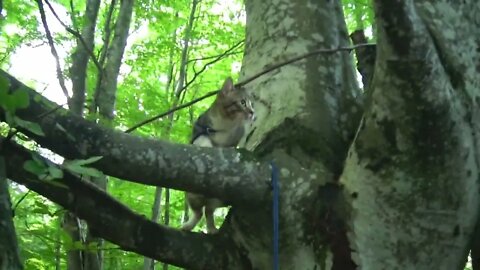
<box><xmin>190</xmin><ymin>123</ymin><xmax>220</xmax><ymax>144</ymax></box>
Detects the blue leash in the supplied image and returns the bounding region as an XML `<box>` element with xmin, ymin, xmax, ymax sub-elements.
<box><xmin>271</xmin><ymin>161</ymin><xmax>280</xmax><ymax>270</ymax></box>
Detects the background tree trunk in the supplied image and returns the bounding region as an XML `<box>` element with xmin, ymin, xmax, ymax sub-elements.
<box><xmin>84</xmin><ymin>0</ymin><xmax>133</xmax><ymax>269</ymax></box>
<box><xmin>0</xmin><ymin>157</ymin><xmax>23</xmax><ymax>270</ymax></box>
<box><xmin>64</xmin><ymin>1</ymin><xmax>101</xmax><ymax>269</ymax></box>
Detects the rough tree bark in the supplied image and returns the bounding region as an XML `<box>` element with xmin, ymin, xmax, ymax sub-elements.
<box><xmin>340</xmin><ymin>1</ymin><xmax>480</xmax><ymax>269</ymax></box>
<box><xmin>80</xmin><ymin>0</ymin><xmax>133</xmax><ymax>269</ymax></box>
<box><xmin>93</xmin><ymin>0</ymin><xmax>133</xmax><ymax>120</ymax></box>
<box><xmin>0</xmin><ymin>157</ymin><xmax>23</xmax><ymax>270</ymax></box>
<box><xmin>1</xmin><ymin>0</ymin><xmax>480</xmax><ymax>269</ymax></box>
<box><xmin>64</xmin><ymin>1</ymin><xmax>101</xmax><ymax>269</ymax></box>
<box><xmin>238</xmin><ymin>0</ymin><xmax>361</xmax><ymax>268</ymax></box>
<box><xmin>69</xmin><ymin>0</ymin><xmax>100</xmax><ymax>116</ymax></box>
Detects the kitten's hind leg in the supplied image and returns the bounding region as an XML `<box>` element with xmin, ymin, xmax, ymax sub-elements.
<box><xmin>205</xmin><ymin>199</ymin><xmax>224</xmax><ymax>234</ymax></box>
<box><xmin>181</xmin><ymin>208</ymin><xmax>202</xmax><ymax>232</ymax></box>
<box><xmin>205</xmin><ymin>206</ymin><xmax>218</xmax><ymax>234</ymax></box>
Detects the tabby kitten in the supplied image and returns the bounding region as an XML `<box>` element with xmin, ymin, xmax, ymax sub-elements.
<box><xmin>180</xmin><ymin>77</ymin><xmax>255</xmax><ymax>234</ymax></box>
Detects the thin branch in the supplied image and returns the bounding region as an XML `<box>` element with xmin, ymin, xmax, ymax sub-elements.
<box><xmin>43</xmin><ymin>0</ymin><xmax>102</xmax><ymax>71</ymax></box>
<box><xmin>125</xmin><ymin>43</ymin><xmax>376</xmax><ymax>133</ymax></box>
<box><xmin>182</xmin><ymin>40</ymin><xmax>245</xmax><ymax>92</ymax></box>
<box><xmin>124</xmin><ymin>90</ymin><xmax>217</xmax><ymax>133</ymax></box>
<box><xmin>236</xmin><ymin>43</ymin><xmax>376</xmax><ymax>88</ymax></box>
<box><xmin>69</xmin><ymin>0</ymin><xmax>78</xmax><ymax>29</ymax></box>
<box><xmin>187</xmin><ymin>40</ymin><xmax>244</xmax><ymax>64</ymax></box>
<box><xmin>36</xmin><ymin>0</ymin><xmax>70</xmax><ymax>100</ymax></box>
<box><xmin>188</xmin><ymin>50</ymin><xmax>243</xmax><ymax>64</ymax></box>
<box><xmin>12</xmin><ymin>191</ymin><xmax>31</xmax><ymax>215</ymax></box>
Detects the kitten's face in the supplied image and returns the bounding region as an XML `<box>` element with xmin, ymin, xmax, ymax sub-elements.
<box><xmin>217</xmin><ymin>78</ymin><xmax>255</xmax><ymax>121</ymax></box>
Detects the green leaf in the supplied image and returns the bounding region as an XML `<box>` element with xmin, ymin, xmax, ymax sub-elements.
<box><xmin>32</xmin><ymin>201</ymin><xmax>51</xmax><ymax>215</ymax></box>
<box><xmin>31</xmin><ymin>153</ymin><xmax>44</xmax><ymax>166</ymax></box>
<box><xmin>63</xmin><ymin>159</ymin><xmax>104</xmax><ymax>178</ymax></box>
<box><xmin>13</xmin><ymin>116</ymin><xmax>45</xmax><ymax>136</ymax></box>
<box><xmin>69</xmin><ymin>165</ymin><xmax>103</xmax><ymax>178</ymax></box>
<box><xmin>47</xmin><ymin>166</ymin><xmax>64</xmax><ymax>179</ymax></box>
<box><xmin>4</xmin><ymin>111</ymin><xmax>14</xmax><ymax>125</ymax></box>
<box><xmin>0</xmin><ymin>85</ymin><xmax>29</xmax><ymax>113</ymax></box>
<box><xmin>23</xmin><ymin>160</ymin><xmax>46</xmax><ymax>176</ymax></box>
<box><xmin>68</xmin><ymin>156</ymin><xmax>103</xmax><ymax>166</ymax></box>
<box><xmin>11</xmin><ymin>87</ymin><xmax>30</xmax><ymax>109</ymax></box>
<box><xmin>0</xmin><ymin>77</ymin><xmax>10</xmax><ymax>105</ymax></box>
<box><xmin>33</xmin><ymin>94</ymin><xmax>42</xmax><ymax>102</ymax></box>
<box><xmin>0</xmin><ymin>76</ymin><xmax>9</xmax><ymax>89</ymax></box>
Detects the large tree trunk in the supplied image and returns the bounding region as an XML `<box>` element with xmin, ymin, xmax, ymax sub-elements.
<box><xmin>341</xmin><ymin>1</ymin><xmax>480</xmax><ymax>269</ymax></box>
<box><xmin>235</xmin><ymin>0</ymin><xmax>361</xmax><ymax>269</ymax></box>
<box><xmin>0</xmin><ymin>157</ymin><xmax>23</xmax><ymax>270</ymax></box>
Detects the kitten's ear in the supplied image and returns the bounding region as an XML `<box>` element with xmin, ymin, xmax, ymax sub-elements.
<box><xmin>220</xmin><ymin>77</ymin><xmax>235</xmax><ymax>94</ymax></box>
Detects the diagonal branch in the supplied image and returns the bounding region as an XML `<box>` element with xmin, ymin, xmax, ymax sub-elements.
<box><xmin>0</xmin><ymin>70</ymin><xmax>271</xmax><ymax>207</ymax></box>
<box><xmin>43</xmin><ymin>0</ymin><xmax>102</xmax><ymax>71</ymax></box>
<box><xmin>1</xmin><ymin>139</ymin><xmax>237</xmax><ymax>269</ymax></box>
<box><xmin>36</xmin><ymin>0</ymin><xmax>70</xmax><ymax>101</ymax></box>
<box><xmin>186</xmin><ymin>40</ymin><xmax>245</xmax><ymax>91</ymax></box>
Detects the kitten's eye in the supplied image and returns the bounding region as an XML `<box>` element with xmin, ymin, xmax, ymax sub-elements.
<box><xmin>241</xmin><ymin>100</ymin><xmax>246</xmax><ymax>106</ymax></box>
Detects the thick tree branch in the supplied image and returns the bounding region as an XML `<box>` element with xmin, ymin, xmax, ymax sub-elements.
<box><xmin>0</xmin><ymin>70</ymin><xmax>271</xmax><ymax>207</ymax></box>
<box><xmin>1</xmin><ymin>139</ymin><xmax>239</xmax><ymax>269</ymax></box>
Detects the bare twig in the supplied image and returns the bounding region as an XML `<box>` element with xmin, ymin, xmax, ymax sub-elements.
<box><xmin>43</xmin><ymin>0</ymin><xmax>102</xmax><ymax>71</ymax></box>
<box><xmin>183</xmin><ymin>40</ymin><xmax>245</xmax><ymax>92</ymax></box>
<box><xmin>125</xmin><ymin>43</ymin><xmax>375</xmax><ymax>133</ymax></box>
<box><xmin>187</xmin><ymin>40</ymin><xmax>244</xmax><ymax>63</ymax></box>
<box><xmin>37</xmin><ymin>103</ymin><xmax>68</xmax><ymax>119</ymax></box>
<box><xmin>236</xmin><ymin>43</ymin><xmax>376</xmax><ymax>88</ymax></box>
<box><xmin>12</xmin><ymin>190</ymin><xmax>31</xmax><ymax>215</ymax></box>
<box><xmin>189</xmin><ymin>50</ymin><xmax>243</xmax><ymax>64</ymax></box>
<box><xmin>69</xmin><ymin>0</ymin><xmax>78</xmax><ymax>29</ymax></box>
<box><xmin>124</xmin><ymin>90</ymin><xmax>218</xmax><ymax>133</ymax></box>
<box><xmin>36</xmin><ymin>0</ymin><xmax>70</xmax><ymax>101</ymax></box>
